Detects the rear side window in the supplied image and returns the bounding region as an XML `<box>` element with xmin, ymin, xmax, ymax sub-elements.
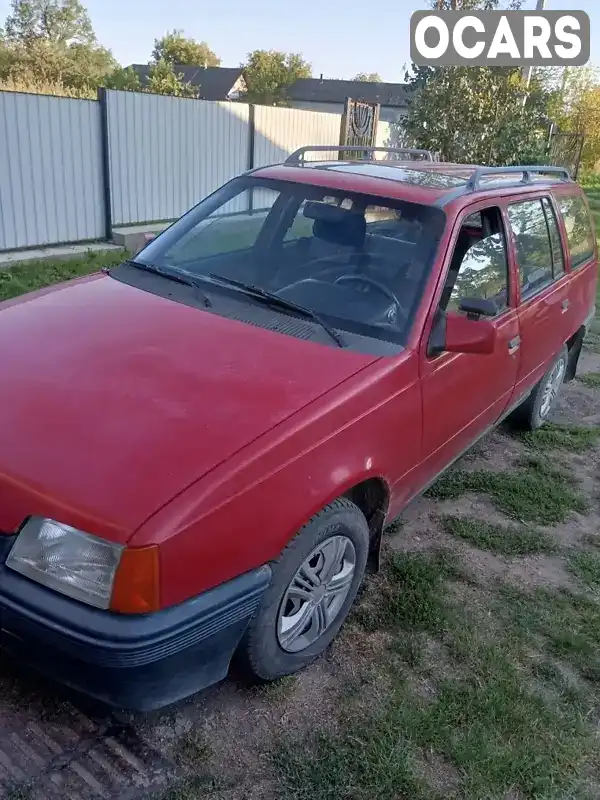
<box><xmin>507</xmin><ymin>199</ymin><xmax>554</xmax><ymax>298</ymax></box>
<box><xmin>556</xmin><ymin>194</ymin><xmax>595</xmax><ymax>268</ymax></box>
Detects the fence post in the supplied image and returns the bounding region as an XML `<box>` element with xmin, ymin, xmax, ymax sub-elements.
<box><xmin>97</xmin><ymin>87</ymin><xmax>113</xmax><ymax>241</ymax></box>
<box><xmin>247</xmin><ymin>104</ymin><xmax>255</xmax><ymax>214</ymax></box>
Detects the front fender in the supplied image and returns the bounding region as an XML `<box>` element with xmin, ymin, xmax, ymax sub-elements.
<box><xmin>132</xmin><ymin>352</ymin><xmax>422</xmax><ymax>609</ymax></box>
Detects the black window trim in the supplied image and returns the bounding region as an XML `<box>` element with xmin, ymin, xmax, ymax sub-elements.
<box><xmin>540</xmin><ymin>196</ymin><xmax>565</xmax><ymax>279</ymax></box>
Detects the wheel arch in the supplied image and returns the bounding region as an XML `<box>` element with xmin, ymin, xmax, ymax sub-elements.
<box><xmin>343</xmin><ymin>476</ymin><xmax>390</xmax><ymax>572</ymax></box>
<box><xmin>565</xmin><ymin>325</ymin><xmax>586</xmax><ymax>382</ymax></box>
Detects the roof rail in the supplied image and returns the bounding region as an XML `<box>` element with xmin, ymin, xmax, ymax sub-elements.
<box><xmin>467</xmin><ymin>165</ymin><xmax>572</xmax><ymax>192</ymax></box>
<box><xmin>285</xmin><ymin>145</ymin><xmax>435</xmax><ymax>165</ymax></box>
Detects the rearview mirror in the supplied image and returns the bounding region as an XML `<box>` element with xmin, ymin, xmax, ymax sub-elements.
<box><xmin>428</xmin><ymin>310</ymin><xmax>496</xmax><ymax>357</ymax></box>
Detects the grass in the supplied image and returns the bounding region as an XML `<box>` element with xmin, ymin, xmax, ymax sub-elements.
<box><xmin>276</xmin><ymin>551</ymin><xmax>593</xmax><ymax>800</ymax></box>
<box><xmin>438</xmin><ymin>514</ymin><xmax>558</xmax><ymax>556</ymax></box>
<box><xmin>517</xmin><ymin>422</ymin><xmax>600</xmax><ymax>452</ymax></box>
<box><xmin>568</xmin><ymin>551</ymin><xmax>600</xmax><ymax>591</ymax></box>
<box><xmin>498</xmin><ymin>585</ymin><xmax>600</xmax><ymax>684</ymax></box>
<box><xmin>426</xmin><ymin>456</ymin><xmax>586</xmax><ymax>525</ymax></box>
<box><xmin>356</xmin><ymin>550</ymin><xmax>460</xmax><ymax>634</ymax></box>
<box><xmin>0</xmin><ymin>249</ymin><xmax>127</xmax><ymax>302</ymax></box>
<box><xmin>579</xmin><ymin>371</ymin><xmax>600</xmax><ymax>388</ymax></box>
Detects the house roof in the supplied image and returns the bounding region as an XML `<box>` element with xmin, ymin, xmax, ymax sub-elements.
<box><xmin>128</xmin><ymin>65</ymin><xmax>410</xmax><ymax>108</ymax></box>
<box><xmin>129</xmin><ymin>65</ymin><xmax>243</xmax><ymax>101</ymax></box>
<box><xmin>286</xmin><ymin>78</ymin><xmax>410</xmax><ymax>108</ymax></box>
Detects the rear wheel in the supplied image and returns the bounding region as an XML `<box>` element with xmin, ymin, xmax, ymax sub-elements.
<box><xmin>511</xmin><ymin>346</ymin><xmax>568</xmax><ymax>431</ymax></box>
<box><xmin>236</xmin><ymin>498</ymin><xmax>369</xmax><ymax>681</ymax></box>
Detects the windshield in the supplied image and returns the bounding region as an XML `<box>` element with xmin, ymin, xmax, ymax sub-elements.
<box><xmin>135</xmin><ymin>177</ymin><xmax>446</xmax><ymax>346</ymax></box>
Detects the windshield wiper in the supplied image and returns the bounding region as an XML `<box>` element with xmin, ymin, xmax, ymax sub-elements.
<box><xmin>124</xmin><ymin>260</ymin><xmax>212</xmax><ymax>308</ymax></box>
<box><xmin>206</xmin><ymin>273</ymin><xmax>346</xmax><ymax>348</ymax></box>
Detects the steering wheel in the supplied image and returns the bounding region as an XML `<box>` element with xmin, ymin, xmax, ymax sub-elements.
<box><xmin>334</xmin><ymin>275</ymin><xmax>404</xmax><ymax>319</ymax></box>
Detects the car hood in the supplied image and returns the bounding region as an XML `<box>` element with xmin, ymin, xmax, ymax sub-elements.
<box><xmin>0</xmin><ymin>274</ymin><xmax>376</xmax><ymax>542</ymax></box>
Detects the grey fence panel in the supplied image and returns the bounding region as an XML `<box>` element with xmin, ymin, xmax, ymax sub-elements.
<box><xmin>0</xmin><ymin>91</ymin><xmax>105</xmax><ymax>251</ymax></box>
<box><xmin>253</xmin><ymin>105</ymin><xmax>342</xmax><ymax>167</ymax></box>
<box><xmin>105</xmin><ymin>91</ymin><xmax>251</xmax><ymax>227</ymax></box>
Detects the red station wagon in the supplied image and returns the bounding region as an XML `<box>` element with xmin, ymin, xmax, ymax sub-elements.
<box><xmin>0</xmin><ymin>146</ymin><xmax>597</xmax><ymax>711</ymax></box>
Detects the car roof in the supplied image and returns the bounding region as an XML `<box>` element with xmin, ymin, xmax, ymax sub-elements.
<box><xmin>251</xmin><ymin>159</ymin><xmax>579</xmax><ymax>210</ymax></box>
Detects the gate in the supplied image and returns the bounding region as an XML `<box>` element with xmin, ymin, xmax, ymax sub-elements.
<box><xmin>339</xmin><ymin>98</ymin><xmax>380</xmax><ymax>159</ymax></box>
<box><xmin>547</xmin><ymin>129</ymin><xmax>585</xmax><ymax>179</ymax></box>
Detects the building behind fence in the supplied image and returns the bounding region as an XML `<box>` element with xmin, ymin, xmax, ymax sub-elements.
<box><xmin>0</xmin><ymin>89</ymin><xmax>395</xmax><ymax>253</ymax></box>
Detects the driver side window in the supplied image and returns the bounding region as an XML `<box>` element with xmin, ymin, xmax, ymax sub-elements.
<box><xmin>442</xmin><ymin>207</ymin><xmax>509</xmax><ymax>316</ymax></box>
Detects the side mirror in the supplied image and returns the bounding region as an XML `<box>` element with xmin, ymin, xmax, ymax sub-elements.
<box><xmin>459</xmin><ymin>296</ymin><xmax>498</xmax><ymax>319</ymax></box>
<box><xmin>428</xmin><ymin>308</ymin><xmax>497</xmax><ymax>357</ymax></box>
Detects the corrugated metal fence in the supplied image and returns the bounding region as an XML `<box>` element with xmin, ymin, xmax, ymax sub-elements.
<box><xmin>0</xmin><ymin>91</ymin><xmax>105</xmax><ymax>250</ymax></box>
<box><xmin>0</xmin><ymin>89</ymin><xmax>393</xmax><ymax>252</ymax></box>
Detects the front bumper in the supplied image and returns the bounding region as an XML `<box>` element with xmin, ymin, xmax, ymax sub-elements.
<box><xmin>0</xmin><ymin>536</ymin><xmax>270</xmax><ymax>711</ymax></box>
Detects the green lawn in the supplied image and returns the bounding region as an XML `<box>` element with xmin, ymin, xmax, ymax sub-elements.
<box><xmin>0</xmin><ymin>249</ymin><xmax>127</xmax><ymax>303</ymax></box>
<box><xmin>1</xmin><ymin>194</ymin><xmax>600</xmax><ymax>800</ymax></box>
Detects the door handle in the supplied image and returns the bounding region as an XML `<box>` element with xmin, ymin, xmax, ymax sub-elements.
<box><xmin>561</xmin><ymin>299</ymin><xmax>570</xmax><ymax>313</ymax></box>
<box><xmin>508</xmin><ymin>336</ymin><xmax>520</xmax><ymax>355</ymax></box>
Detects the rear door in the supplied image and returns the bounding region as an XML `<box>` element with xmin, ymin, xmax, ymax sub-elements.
<box><xmin>505</xmin><ymin>196</ymin><xmax>571</xmax><ymax>402</ymax></box>
<box><xmin>419</xmin><ymin>203</ymin><xmax>520</xmax><ymax>478</ymax></box>
<box><xmin>553</xmin><ymin>190</ymin><xmax>598</xmax><ymax>334</ymax></box>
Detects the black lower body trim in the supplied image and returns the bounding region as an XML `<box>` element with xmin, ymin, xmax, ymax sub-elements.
<box><xmin>0</xmin><ymin>559</ymin><xmax>271</xmax><ymax>711</ymax></box>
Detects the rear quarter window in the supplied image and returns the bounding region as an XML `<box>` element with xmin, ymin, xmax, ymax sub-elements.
<box><xmin>556</xmin><ymin>193</ymin><xmax>596</xmax><ymax>268</ymax></box>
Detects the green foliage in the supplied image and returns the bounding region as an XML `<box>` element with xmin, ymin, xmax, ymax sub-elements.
<box><xmin>427</xmin><ymin>457</ymin><xmax>586</xmax><ymax>525</ymax></box>
<box><xmin>146</xmin><ymin>59</ymin><xmax>198</xmax><ymax>98</ymax></box>
<box><xmin>151</xmin><ymin>29</ymin><xmax>220</xmax><ymax>67</ymax></box>
<box><xmin>438</xmin><ymin>514</ymin><xmax>558</xmax><ymax>556</ymax></box>
<box><xmin>548</xmin><ymin>67</ymin><xmax>600</xmax><ymax>169</ymax></box>
<box><xmin>4</xmin><ymin>0</ymin><xmax>95</xmax><ymax>45</ymax></box>
<box><xmin>403</xmin><ymin>66</ymin><xmax>554</xmax><ymax>165</ymax></box>
<box><xmin>357</xmin><ymin>550</ymin><xmax>459</xmax><ymax>633</ymax></box>
<box><xmin>353</xmin><ymin>72</ymin><xmax>382</xmax><ymax>83</ymax></box>
<box><xmin>568</xmin><ymin>552</ymin><xmax>600</xmax><ymax>591</ymax></box>
<box><xmin>0</xmin><ymin>250</ymin><xmax>128</xmax><ymax>302</ymax></box>
<box><xmin>242</xmin><ymin>49</ymin><xmax>311</xmax><ymax>106</ymax></box>
<box><xmin>579</xmin><ymin>372</ymin><xmax>600</xmax><ymax>388</ymax></box>
<box><xmin>103</xmin><ymin>65</ymin><xmax>141</xmax><ymax>92</ymax></box>
<box><xmin>517</xmin><ymin>422</ymin><xmax>600</xmax><ymax>452</ymax></box>
<box><xmin>0</xmin><ymin>0</ymin><xmax>115</xmax><ymax>94</ymax></box>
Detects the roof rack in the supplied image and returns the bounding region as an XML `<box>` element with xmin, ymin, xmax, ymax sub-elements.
<box><xmin>467</xmin><ymin>165</ymin><xmax>572</xmax><ymax>192</ymax></box>
<box><xmin>285</xmin><ymin>145</ymin><xmax>435</xmax><ymax>165</ymax></box>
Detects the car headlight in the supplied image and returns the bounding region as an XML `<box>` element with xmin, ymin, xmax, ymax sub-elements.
<box><xmin>6</xmin><ymin>517</ymin><xmax>124</xmax><ymax>610</ymax></box>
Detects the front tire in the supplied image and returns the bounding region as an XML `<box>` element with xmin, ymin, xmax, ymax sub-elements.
<box><xmin>236</xmin><ymin>498</ymin><xmax>369</xmax><ymax>682</ymax></box>
<box><xmin>511</xmin><ymin>346</ymin><xmax>568</xmax><ymax>431</ymax></box>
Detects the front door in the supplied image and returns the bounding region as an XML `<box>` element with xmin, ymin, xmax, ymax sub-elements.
<box><xmin>419</xmin><ymin>204</ymin><xmax>520</xmax><ymax>479</ymax></box>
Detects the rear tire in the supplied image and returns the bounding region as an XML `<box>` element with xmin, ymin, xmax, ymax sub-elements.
<box><xmin>510</xmin><ymin>346</ymin><xmax>568</xmax><ymax>431</ymax></box>
<box><xmin>236</xmin><ymin>499</ymin><xmax>369</xmax><ymax>682</ymax></box>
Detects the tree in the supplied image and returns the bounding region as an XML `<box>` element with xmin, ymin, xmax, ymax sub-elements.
<box><xmin>242</xmin><ymin>49</ymin><xmax>311</xmax><ymax>106</ymax></box>
<box><xmin>147</xmin><ymin>59</ymin><xmax>198</xmax><ymax>97</ymax></box>
<box><xmin>151</xmin><ymin>30</ymin><xmax>220</xmax><ymax>67</ymax></box>
<box><xmin>403</xmin><ymin>66</ymin><xmax>555</xmax><ymax>165</ymax></box>
<box><xmin>353</xmin><ymin>72</ymin><xmax>382</xmax><ymax>83</ymax></box>
<box><xmin>401</xmin><ymin>0</ymin><xmax>554</xmax><ymax>164</ymax></box>
<box><xmin>0</xmin><ymin>0</ymin><xmax>117</xmax><ymax>93</ymax></box>
<box><xmin>103</xmin><ymin>65</ymin><xmax>142</xmax><ymax>92</ymax></box>
<box><xmin>4</xmin><ymin>0</ymin><xmax>96</xmax><ymax>45</ymax></box>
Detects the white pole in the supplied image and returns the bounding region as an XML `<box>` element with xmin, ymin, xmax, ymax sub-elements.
<box><xmin>522</xmin><ymin>0</ymin><xmax>547</xmax><ymax>88</ymax></box>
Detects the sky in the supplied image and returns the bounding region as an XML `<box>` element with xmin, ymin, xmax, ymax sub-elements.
<box><xmin>0</xmin><ymin>0</ymin><xmax>598</xmax><ymax>82</ymax></box>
